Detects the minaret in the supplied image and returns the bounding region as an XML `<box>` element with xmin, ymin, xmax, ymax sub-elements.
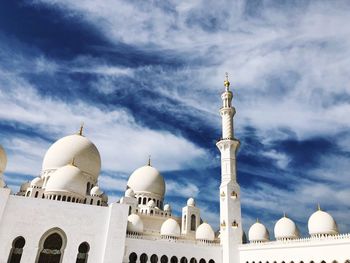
<box><xmin>216</xmin><ymin>73</ymin><xmax>242</xmax><ymax>263</ymax></box>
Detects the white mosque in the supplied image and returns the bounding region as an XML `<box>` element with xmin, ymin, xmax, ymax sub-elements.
<box><xmin>0</xmin><ymin>76</ymin><xmax>349</xmax><ymax>263</ymax></box>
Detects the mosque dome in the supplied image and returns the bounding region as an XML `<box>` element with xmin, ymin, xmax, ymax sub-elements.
<box><xmin>125</xmin><ymin>188</ymin><xmax>135</xmax><ymax>198</ymax></box>
<box><xmin>161</xmin><ymin>218</ymin><xmax>180</xmax><ymax>238</ymax></box>
<box><xmin>127</xmin><ymin>214</ymin><xmax>144</xmax><ymax>234</ymax></box>
<box><xmin>308</xmin><ymin>208</ymin><xmax>338</xmax><ymax>236</ymax></box>
<box><xmin>164</xmin><ymin>204</ymin><xmax>171</xmax><ymax>212</ymax></box>
<box><xmin>20</xmin><ymin>181</ymin><xmax>30</xmax><ymax>192</ymax></box>
<box><xmin>187</xmin><ymin>197</ymin><xmax>195</xmax><ymax>207</ymax></box>
<box><xmin>90</xmin><ymin>186</ymin><xmax>103</xmax><ymax>196</ymax></box>
<box><xmin>0</xmin><ymin>145</ymin><xmax>7</xmax><ymax>173</ymax></box>
<box><xmin>30</xmin><ymin>177</ymin><xmax>44</xmax><ymax>188</ymax></box>
<box><xmin>127</xmin><ymin>165</ymin><xmax>165</xmax><ymax>197</ymax></box>
<box><xmin>45</xmin><ymin>165</ymin><xmax>87</xmax><ymax>197</ymax></box>
<box><xmin>101</xmin><ymin>193</ymin><xmax>108</xmax><ymax>203</ymax></box>
<box><xmin>248</xmin><ymin>221</ymin><xmax>270</xmax><ymax>243</ymax></box>
<box><xmin>196</xmin><ymin>223</ymin><xmax>215</xmax><ymax>241</ymax></box>
<box><xmin>274</xmin><ymin>215</ymin><xmax>299</xmax><ymax>240</ymax></box>
<box><xmin>147</xmin><ymin>200</ymin><xmax>156</xmax><ymax>208</ymax></box>
<box><xmin>42</xmin><ymin>134</ymin><xmax>101</xmax><ymax>180</ymax></box>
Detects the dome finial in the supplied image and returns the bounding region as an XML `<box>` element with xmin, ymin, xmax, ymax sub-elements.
<box><xmin>283</xmin><ymin>212</ymin><xmax>287</xmax><ymax>218</ymax></box>
<box><xmin>317</xmin><ymin>203</ymin><xmax>321</xmax><ymax>211</ymax></box>
<box><xmin>78</xmin><ymin>122</ymin><xmax>84</xmax><ymax>136</ymax></box>
<box><xmin>147</xmin><ymin>155</ymin><xmax>151</xmax><ymax>166</ymax></box>
<box><xmin>224</xmin><ymin>72</ymin><xmax>230</xmax><ymax>90</ymax></box>
<box><xmin>256</xmin><ymin>218</ymin><xmax>259</xmax><ymax>223</ymax></box>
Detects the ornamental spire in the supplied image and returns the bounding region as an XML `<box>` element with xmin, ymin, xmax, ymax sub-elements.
<box><xmin>78</xmin><ymin>122</ymin><xmax>84</xmax><ymax>136</ymax></box>
<box><xmin>224</xmin><ymin>72</ymin><xmax>230</xmax><ymax>91</ymax></box>
<box><xmin>147</xmin><ymin>155</ymin><xmax>151</xmax><ymax>166</ymax></box>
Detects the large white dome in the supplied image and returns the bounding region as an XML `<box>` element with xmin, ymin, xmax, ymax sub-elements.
<box><xmin>127</xmin><ymin>165</ymin><xmax>165</xmax><ymax>197</ymax></box>
<box><xmin>248</xmin><ymin>221</ymin><xmax>269</xmax><ymax>243</ymax></box>
<box><xmin>42</xmin><ymin>134</ymin><xmax>101</xmax><ymax>180</ymax></box>
<box><xmin>274</xmin><ymin>215</ymin><xmax>299</xmax><ymax>240</ymax></box>
<box><xmin>308</xmin><ymin>209</ymin><xmax>338</xmax><ymax>236</ymax></box>
<box><xmin>31</xmin><ymin>177</ymin><xmax>44</xmax><ymax>188</ymax></box>
<box><xmin>196</xmin><ymin>223</ymin><xmax>215</xmax><ymax>241</ymax></box>
<box><xmin>0</xmin><ymin>145</ymin><xmax>7</xmax><ymax>173</ymax></box>
<box><xmin>45</xmin><ymin>165</ymin><xmax>87</xmax><ymax>197</ymax></box>
<box><xmin>127</xmin><ymin>214</ymin><xmax>144</xmax><ymax>234</ymax></box>
<box><xmin>160</xmin><ymin>218</ymin><xmax>180</xmax><ymax>237</ymax></box>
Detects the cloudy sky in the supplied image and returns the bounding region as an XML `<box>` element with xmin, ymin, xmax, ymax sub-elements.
<box><xmin>1</xmin><ymin>0</ymin><xmax>350</xmax><ymax>237</ymax></box>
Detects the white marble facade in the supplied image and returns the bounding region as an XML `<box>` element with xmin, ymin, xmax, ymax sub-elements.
<box><xmin>0</xmin><ymin>77</ymin><xmax>349</xmax><ymax>263</ymax></box>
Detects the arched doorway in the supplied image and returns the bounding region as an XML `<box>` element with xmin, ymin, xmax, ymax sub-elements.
<box><xmin>36</xmin><ymin>229</ymin><xmax>66</xmax><ymax>263</ymax></box>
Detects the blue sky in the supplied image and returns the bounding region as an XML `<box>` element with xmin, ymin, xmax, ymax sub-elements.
<box><xmin>1</xmin><ymin>0</ymin><xmax>350</xmax><ymax>237</ymax></box>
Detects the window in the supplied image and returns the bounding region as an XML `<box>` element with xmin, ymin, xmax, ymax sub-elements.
<box><xmin>8</xmin><ymin>236</ymin><xmax>25</xmax><ymax>263</ymax></box>
<box><xmin>67</xmin><ymin>197</ymin><xmax>71</xmax><ymax>202</ymax></box>
<box><xmin>140</xmin><ymin>253</ymin><xmax>148</xmax><ymax>263</ymax></box>
<box><xmin>171</xmin><ymin>257</ymin><xmax>178</xmax><ymax>263</ymax></box>
<box><xmin>62</xmin><ymin>196</ymin><xmax>66</xmax><ymax>201</ymax></box>
<box><xmin>129</xmin><ymin>253</ymin><xmax>137</xmax><ymax>263</ymax></box>
<box><xmin>190</xmin><ymin>215</ymin><xmax>196</xmax><ymax>231</ymax></box>
<box><xmin>97</xmin><ymin>200</ymin><xmax>100</xmax><ymax>206</ymax></box>
<box><xmin>161</xmin><ymin>256</ymin><xmax>169</xmax><ymax>263</ymax></box>
<box><xmin>151</xmin><ymin>255</ymin><xmax>158</xmax><ymax>263</ymax></box>
<box><xmin>86</xmin><ymin>182</ymin><xmax>90</xmax><ymax>195</ymax></box>
<box><xmin>76</xmin><ymin>242</ymin><xmax>89</xmax><ymax>263</ymax></box>
<box><xmin>143</xmin><ymin>198</ymin><xmax>147</xmax><ymax>205</ymax></box>
<box><xmin>208</xmin><ymin>261</ymin><xmax>215</xmax><ymax>263</ymax></box>
<box><xmin>199</xmin><ymin>260</ymin><xmax>206</xmax><ymax>263</ymax></box>
<box><xmin>57</xmin><ymin>195</ymin><xmax>61</xmax><ymax>201</ymax></box>
<box><xmin>180</xmin><ymin>258</ymin><xmax>188</xmax><ymax>263</ymax></box>
<box><xmin>36</xmin><ymin>229</ymin><xmax>66</xmax><ymax>263</ymax></box>
<box><xmin>72</xmin><ymin>197</ymin><xmax>76</xmax><ymax>202</ymax></box>
<box><xmin>90</xmin><ymin>199</ymin><xmax>93</xmax><ymax>205</ymax></box>
<box><xmin>35</xmin><ymin>191</ymin><xmax>39</xmax><ymax>198</ymax></box>
<box><xmin>190</xmin><ymin>258</ymin><xmax>197</xmax><ymax>263</ymax></box>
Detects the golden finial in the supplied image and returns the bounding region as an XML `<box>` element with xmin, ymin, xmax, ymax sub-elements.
<box><xmin>283</xmin><ymin>212</ymin><xmax>287</xmax><ymax>218</ymax></box>
<box><xmin>256</xmin><ymin>218</ymin><xmax>259</xmax><ymax>223</ymax></box>
<box><xmin>147</xmin><ymin>155</ymin><xmax>151</xmax><ymax>166</ymax></box>
<box><xmin>317</xmin><ymin>203</ymin><xmax>321</xmax><ymax>211</ymax></box>
<box><xmin>78</xmin><ymin>122</ymin><xmax>84</xmax><ymax>136</ymax></box>
<box><xmin>224</xmin><ymin>72</ymin><xmax>230</xmax><ymax>89</ymax></box>
<box><xmin>70</xmin><ymin>158</ymin><xmax>76</xmax><ymax>166</ymax></box>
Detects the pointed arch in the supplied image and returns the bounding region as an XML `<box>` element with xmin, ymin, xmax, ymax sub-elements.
<box><xmin>7</xmin><ymin>236</ymin><xmax>25</xmax><ymax>263</ymax></box>
<box><xmin>35</xmin><ymin>227</ymin><xmax>67</xmax><ymax>263</ymax></box>
<box><xmin>76</xmin><ymin>242</ymin><xmax>90</xmax><ymax>263</ymax></box>
<box><xmin>190</xmin><ymin>215</ymin><xmax>196</xmax><ymax>231</ymax></box>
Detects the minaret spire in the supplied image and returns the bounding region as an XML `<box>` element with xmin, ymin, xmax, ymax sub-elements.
<box><xmin>216</xmin><ymin>73</ymin><xmax>242</xmax><ymax>263</ymax></box>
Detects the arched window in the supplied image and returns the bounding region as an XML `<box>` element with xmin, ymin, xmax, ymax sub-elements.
<box><xmin>72</xmin><ymin>197</ymin><xmax>76</xmax><ymax>202</ymax></box>
<box><xmin>57</xmin><ymin>195</ymin><xmax>61</xmax><ymax>201</ymax></box>
<box><xmin>90</xmin><ymin>199</ymin><xmax>93</xmax><ymax>205</ymax></box>
<box><xmin>171</xmin><ymin>256</ymin><xmax>178</xmax><ymax>263</ymax></box>
<box><xmin>86</xmin><ymin>182</ymin><xmax>90</xmax><ymax>194</ymax></box>
<box><xmin>129</xmin><ymin>253</ymin><xmax>137</xmax><ymax>263</ymax></box>
<box><xmin>199</xmin><ymin>259</ymin><xmax>206</xmax><ymax>263</ymax></box>
<box><xmin>161</xmin><ymin>255</ymin><xmax>169</xmax><ymax>263</ymax></box>
<box><xmin>151</xmin><ymin>254</ymin><xmax>158</xmax><ymax>263</ymax></box>
<box><xmin>67</xmin><ymin>197</ymin><xmax>71</xmax><ymax>202</ymax></box>
<box><xmin>143</xmin><ymin>198</ymin><xmax>147</xmax><ymax>205</ymax></box>
<box><xmin>190</xmin><ymin>258</ymin><xmax>197</xmax><ymax>263</ymax></box>
<box><xmin>35</xmin><ymin>191</ymin><xmax>39</xmax><ymax>198</ymax></box>
<box><xmin>140</xmin><ymin>253</ymin><xmax>148</xmax><ymax>263</ymax></box>
<box><xmin>138</xmin><ymin>197</ymin><xmax>142</xmax><ymax>204</ymax></box>
<box><xmin>180</xmin><ymin>257</ymin><xmax>188</xmax><ymax>263</ymax></box>
<box><xmin>97</xmin><ymin>200</ymin><xmax>100</xmax><ymax>206</ymax></box>
<box><xmin>76</xmin><ymin>242</ymin><xmax>89</xmax><ymax>263</ymax></box>
<box><xmin>208</xmin><ymin>260</ymin><xmax>215</xmax><ymax>263</ymax></box>
<box><xmin>7</xmin><ymin>236</ymin><xmax>25</xmax><ymax>263</ymax></box>
<box><xmin>36</xmin><ymin>229</ymin><xmax>66</xmax><ymax>263</ymax></box>
<box><xmin>183</xmin><ymin>215</ymin><xmax>187</xmax><ymax>229</ymax></box>
<box><xmin>190</xmin><ymin>215</ymin><xmax>196</xmax><ymax>231</ymax></box>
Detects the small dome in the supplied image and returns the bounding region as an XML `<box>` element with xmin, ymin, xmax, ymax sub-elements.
<box><xmin>147</xmin><ymin>200</ymin><xmax>156</xmax><ymax>208</ymax></box>
<box><xmin>127</xmin><ymin>214</ymin><xmax>144</xmax><ymax>233</ymax></box>
<box><xmin>20</xmin><ymin>181</ymin><xmax>30</xmax><ymax>192</ymax></box>
<box><xmin>127</xmin><ymin>165</ymin><xmax>165</xmax><ymax>197</ymax></box>
<box><xmin>0</xmin><ymin>145</ymin><xmax>7</xmax><ymax>173</ymax></box>
<box><xmin>101</xmin><ymin>193</ymin><xmax>108</xmax><ymax>203</ymax></box>
<box><xmin>196</xmin><ymin>223</ymin><xmax>215</xmax><ymax>241</ymax></box>
<box><xmin>164</xmin><ymin>204</ymin><xmax>171</xmax><ymax>212</ymax></box>
<box><xmin>42</xmin><ymin>134</ymin><xmax>101</xmax><ymax>180</ymax></box>
<box><xmin>274</xmin><ymin>215</ymin><xmax>299</xmax><ymax>240</ymax></box>
<box><xmin>45</xmin><ymin>165</ymin><xmax>87</xmax><ymax>197</ymax></box>
<box><xmin>30</xmin><ymin>177</ymin><xmax>43</xmax><ymax>188</ymax></box>
<box><xmin>187</xmin><ymin>197</ymin><xmax>195</xmax><ymax>207</ymax></box>
<box><xmin>248</xmin><ymin>221</ymin><xmax>269</xmax><ymax>243</ymax></box>
<box><xmin>161</xmin><ymin>218</ymin><xmax>181</xmax><ymax>237</ymax></box>
<box><xmin>308</xmin><ymin>208</ymin><xmax>338</xmax><ymax>236</ymax></box>
<box><xmin>90</xmin><ymin>186</ymin><xmax>103</xmax><ymax>196</ymax></box>
<box><xmin>125</xmin><ymin>188</ymin><xmax>135</xmax><ymax>198</ymax></box>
